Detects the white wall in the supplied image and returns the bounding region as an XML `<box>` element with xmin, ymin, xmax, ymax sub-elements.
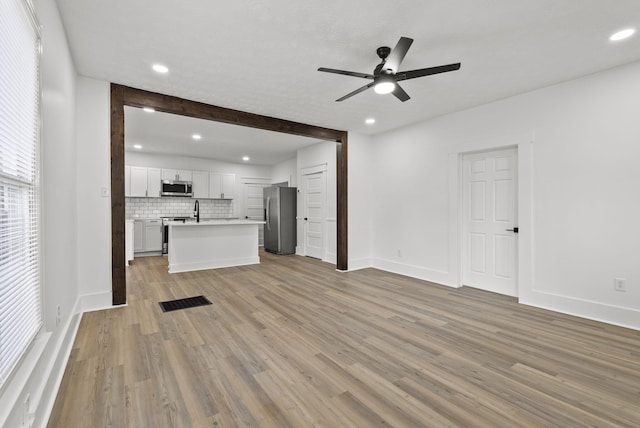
<box><xmin>1</xmin><ymin>0</ymin><xmax>82</xmax><ymax>426</ymax></box>
<box><xmin>126</xmin><ymin>151</ymin><xmax>272</xmax><ymax>178</ymax></box>
<box><xmin>76</xmin><ymin>77</ymin><xmax>112</xmax><ymax>306</ymax></box>
<box><xmin>347</xmin><ymin>132</ymin><xmax>373</xmax><ymax>270</ymax></box>
<box><xmin>270</xmin><ymin>157</ymin><xmax>297</xmax><ymax>186</ymax></box>
<box><xmin>369</xmin><ymin>60</ymin><xmax>640</xmax><ymax>329</ymax></box>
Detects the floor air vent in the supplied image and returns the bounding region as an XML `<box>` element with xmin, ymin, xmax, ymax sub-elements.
<box><xmin>159</xmin><ymin>295</ymin><xmax>212</xmax><ymax>312</ymax></box>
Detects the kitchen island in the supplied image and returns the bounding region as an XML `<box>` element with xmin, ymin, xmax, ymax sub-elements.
<box><xmin>167</xmin><ymin>220</ymin><xmax>265</xmax><ymax>273</ymax></box>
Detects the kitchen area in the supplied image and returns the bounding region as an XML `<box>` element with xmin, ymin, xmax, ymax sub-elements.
<box><xmin>124</xmin><ymin>163</ymin><xmax>299</xmax><ymax>273</ymax></box>
<box><xmin>123</xmin><ymin>104</ymin><xmax>336</xmax><ymax>272</ymax></box>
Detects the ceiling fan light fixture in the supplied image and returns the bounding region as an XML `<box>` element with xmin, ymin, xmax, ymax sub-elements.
<box><xmin>374</xmin><ymin>81</ymin><xmax>395</xmax><ymax>95</ymax></box>
<box><xmin>609</xmin><ymin>28</ymin><xmax>635</xmax><ymax>41</ymax></box>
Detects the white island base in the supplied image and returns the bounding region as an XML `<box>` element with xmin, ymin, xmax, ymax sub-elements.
<box><xmin>167</xmin><ymin>220</ymin><xmax>264</xmax><ymax>273</ymax></box>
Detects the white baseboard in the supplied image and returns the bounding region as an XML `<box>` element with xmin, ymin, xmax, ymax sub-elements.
<box><xmin>79</xmin><ymin>291</ymin><xmax>114</xmax><ymax>313</ymax></box>
<box><xmin>168</xmin><ymin>257</ymin><xmax>260</xmax><ymax>273</ymax></box>
<box><xmin>346</xmin><ymin>257</ymin><xmax>372</xmax><ymax>271</ymax></box>
<box><xmin>520</xmin><ymin>290</ymin><xmax>640</xmax><ymax>331</ymax></box>
<box><xmin>372</xmin><ymin>258</ymin><xmax>453</xmax><ymax>287</ymax></box>
<box><xmin>35</xmin><ymin>298</ymin><xmax>83</xmax><ymax>428</ymax></box>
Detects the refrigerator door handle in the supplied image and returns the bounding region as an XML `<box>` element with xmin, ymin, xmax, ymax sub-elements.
<box><xmin>266</xmin><ymin>197</ymin><xmax>271</xmax><ymax>230</ymax></box>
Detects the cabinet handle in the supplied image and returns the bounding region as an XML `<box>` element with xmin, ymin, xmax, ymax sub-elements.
<box><xmin>145</xmin><ymin>190</ymin><xmax>148</xmax><ymax>197</ymax></box>
<box><xmin>221</xmin><ymin>193</ymin><xmax>224</xmax><ymax>199</ymax></box>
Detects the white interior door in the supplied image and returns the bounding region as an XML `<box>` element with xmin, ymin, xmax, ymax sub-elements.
<box><xmin>244</xmin><ymin>182</ymin><xmax>269</xmax><ymax>246</ymax></box>
<box><xmin>304</xmin><ymin>172</ymin><xmax>325</xmax><ymax>259</ymax></box>
<box><xmin>462</xmin><ymin>148</ymin><xmax>518</xmax><ymax>296</ymax></box>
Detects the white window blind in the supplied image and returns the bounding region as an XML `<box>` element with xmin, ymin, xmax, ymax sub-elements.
<box><xmin>0</xmin><ymin>0</ymin><xmax>42</xmax><ymax>389</ymax></box>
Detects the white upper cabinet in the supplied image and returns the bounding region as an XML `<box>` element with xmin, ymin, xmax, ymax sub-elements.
<box><xmin>209</xmin><ymin>173</ymin><xmax>236</xmax><ymax>199</ymax></box>
<box><xmin>130</xmin><ymin>166</ymin><xmax>148</xmax><ymax>197</ymax></box>
<box><xmin>147</xmin><ymin>168</ymin><xmax>162</xmax><ymax>197</ymax></box>
<box><xmin>192</xmin><ymin>171</ymin><xmax>209</xmax><ymax>199</ymax></box>
<box><xmin>129</xmin><ymin>166</ymin><xmax>161</xmax><ymax>197</ymax></box>
<box><xmin>162</xmin><ymin>169</ymin><xmax>192</xmax><ymax>182</ymax></box>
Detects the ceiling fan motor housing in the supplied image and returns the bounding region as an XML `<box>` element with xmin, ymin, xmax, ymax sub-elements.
<box><xmin>376</xmin><ymin>46</ymin><xmax>391</xmax><ymax>60</ymax></box>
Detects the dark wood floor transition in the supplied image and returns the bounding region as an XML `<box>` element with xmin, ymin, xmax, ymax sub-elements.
<box><xmin>48</xmin><ymin>250</ymin><xmax>640</xmax><ymax>427</ymax></box>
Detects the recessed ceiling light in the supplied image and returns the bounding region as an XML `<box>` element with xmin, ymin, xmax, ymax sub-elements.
<box><xmin>365</xmin><ymin>118</ymin><xmax>376</xmax><ymax>125</ymax></box>
<box><xmin>191</xmin><ymin>134</ymin><xmax>202</xmax><ymax>140</ymax></box>
<box><xmin>242</xmin><ymin>156</ymin><xmax>250</xmax><ymax>161</ymax></box>
<box><xmin>143</xmin><ymin>107</ymin><xmax>155</xmax><ymax>113</ymax></box>
<box><xmin>609</xmin><ymin>28</ymin><xmax>635</xmax><ymax>42</ymax></box>
<box><xmin>133</xmin><ymin>144</ymin><xmax>142</xmax><ymax>149</ymax></box>
<box><xmin>152</xmin><ymin>64</ymin><xmax>169</xmax><ymax>73</ymax></box>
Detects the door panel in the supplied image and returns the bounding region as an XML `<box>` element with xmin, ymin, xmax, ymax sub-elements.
<box><xmin>304</xmin><ymin>172</ymin><xmax>324</xmax><ymax>259</ymax></box>
<box><xmin>463</xmin><ymin>148</ymin><xmax>517</xmax><ymax>296</ymax></box>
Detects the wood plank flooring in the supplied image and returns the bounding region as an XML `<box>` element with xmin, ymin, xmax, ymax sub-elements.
<box><xmin>48</xmin><ymin>251</ymin><xmax>640</xmax><ymax>427</ymax></box>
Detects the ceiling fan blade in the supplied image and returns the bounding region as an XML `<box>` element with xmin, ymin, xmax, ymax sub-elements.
<box><xmin>392</xmin><ymin>83</ymin><xmax>410</xmax><ymax>102</ymax></box>
<box><xmin>396</xmin><ymin>63</ymin><xmax>461</xmax><ymax>81</ymax></box>
<box><xmin>318</xmin><ymin>67</ymin><xmax>374</xmax><ymax>80</ymax></box>
<box><xmin>383</xmin><ymin>37</ymin><xmax>414</xmax><ymax>74</ymax></box>
<box><xmin>336</xmin><ymin>82</ymin><xmax>375</xmax><ymax>102</ymax></box>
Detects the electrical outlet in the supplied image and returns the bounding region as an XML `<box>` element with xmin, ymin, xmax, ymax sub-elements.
<box><xmin>614</xmin><ymin>278</ymin><xmax>626</xmax><ymax>292</ymax></box>
<box><xmin>56</xmin><ymin>305</ymin><xmax>61</xmax><ymax>326</ymax></box>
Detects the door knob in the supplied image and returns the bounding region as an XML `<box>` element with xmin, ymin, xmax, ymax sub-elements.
<box><xmin>245</xmin><ymin>216</ymin><xmax>249</xmax><ymax>219</ymax></box>
<box><xmin>506</xmin><ymin>227</ymin><xmax>519</xmax><ymax>233</ymax></box>
<box><xmin>304</xmin><ymin>217</ymin><xmax>308</xmax><ymax>221</ymax></box>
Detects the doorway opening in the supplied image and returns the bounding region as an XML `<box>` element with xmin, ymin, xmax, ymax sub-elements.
<box><xmin>110</xmin><ymin>84</ymin><xmax>348</xmax><ymax>305</ymax></box>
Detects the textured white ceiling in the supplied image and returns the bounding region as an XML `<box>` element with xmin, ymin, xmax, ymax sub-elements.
<box><xmin>125</xmin><ymin>106</ymin><xmax>321</xmax><ymax>165</ymax></box>
<box><xmin>56</xmin><ymin>0</ymin><xmax>640</xmax><ymax>137</ymax></box>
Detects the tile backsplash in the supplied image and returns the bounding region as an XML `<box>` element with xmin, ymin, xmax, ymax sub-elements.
<box><xmin>126</xmin><ymin>197</ymin><xmax>234</xmax><ymax>219</ymax></box>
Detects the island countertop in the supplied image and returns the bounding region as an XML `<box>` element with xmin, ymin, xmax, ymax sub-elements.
<box><xmin>166</xmin><ymin>219</ymin><xmax>264</xmax><ymax>226</ymax></box>
<box><xmin>167</xmin><ymin>220</ymin><xmax>263</xmax><ymax>273</ymax></box>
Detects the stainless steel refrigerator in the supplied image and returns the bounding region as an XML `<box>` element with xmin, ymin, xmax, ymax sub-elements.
<box><xmin>263</xmin><ymin>186</ymin><xmax>297</xmax><ymax>254</ymax></box>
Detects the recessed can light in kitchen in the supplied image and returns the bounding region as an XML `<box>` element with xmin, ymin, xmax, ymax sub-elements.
<box><xmin>242</xmin><ymin>156</ymin><xmax>250</xmax><ymax>161</ymax></box>
<box><xmin>152</xmin><ymin>64</ymin><xmax>169</xmax><ymax>73</ymax></box>
<box><xmin>609</xmin><ymin>28</ymin><xmax>635</xmax><ymax>42</ymax></box>
<box><xmin>133</xmin><ymin>144</ymin><xmax>142</xmax><ymax>149</ymax></box>
<box><xmin>365</xmin><ymin>118</ymin><xmax>376</xmax><ymax>125</ymax></box>
<box><xmin>143</xmin><ymin>107</ymin><xmax>155</xmax><ymax>113</ymax></box>
<box><xmin>191</xmin><ymin>134</ymin><xmax>202</xmax><ymax>140</ymax></box>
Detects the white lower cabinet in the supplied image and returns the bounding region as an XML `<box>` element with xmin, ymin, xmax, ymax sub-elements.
<box><xmin>133</xmin><ymin>221</ymin><xmax>144</xmax><ymax>252</ymax></box>
<box><xmin>133</xmin><ymin>219</ymin><xmax>162</xmax><ymax>254</ymax></box>
<box><xmin>144</xmin><ymin>219</ymin><xmax>162</xmax><ymax>252</ymax></box>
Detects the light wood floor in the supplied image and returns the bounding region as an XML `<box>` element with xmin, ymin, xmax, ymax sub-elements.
<box><xmin>48</xmin><ymin>250</ymin><xmax>640</xmax><ymax>427</ymax></box>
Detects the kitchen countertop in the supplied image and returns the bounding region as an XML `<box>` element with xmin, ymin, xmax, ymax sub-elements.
<box><xmin>166</xmin><ymin>219</ymin><xmax>264</xmax><ymax>226</ymax></box>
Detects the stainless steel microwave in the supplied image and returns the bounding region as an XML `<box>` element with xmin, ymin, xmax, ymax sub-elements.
<box><xmin>161</xmin><ymin>180</ymin><xmax>193</xmax><ymax>197</ymax></box>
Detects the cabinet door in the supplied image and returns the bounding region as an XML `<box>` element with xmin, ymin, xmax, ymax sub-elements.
<box><xmin>209</xmin><ymin>172</ymin><xmax>222</xmax><ymax>199</ymax></box>
<box><xmin>125</xmin><ymin>166</ymin><xmax>131</xmax><ymax>197</ymax></box>
<box><xmin>133</xmin><ymin>221</ymin><xmax>144</xmax><ymax>252</ymax></box>
<box><xmin>144</xmin><ymin>221</ymin><xmax>162</xmax><ymax>251</ymax></box>
<box><xmin>147</xmin><ymin>168</ymin><xmax>162</xmax><ymax>197</ymax></box>
<box><xmin>162</xmin><ymin>169</ymin><xmax>178</xmax><ymax>181</ymax></box>
<box><xmin>192</xmin><ymin>171</ymin><xmax>209</xmax><ymax>198</ymax></box>
<box><xmin>177</xmin><ymin>170</ymin><xmax>192</xmax><ymax>182</ymax></box>
<box><xmin>130</xmin><ymin>167</ymin><xmax>148</xmax><ymax>197</ymax></box>
<box><xmin>221</xmin><ymin>173</ymin><xmax>236</xmax><ymax>199</ymax></box>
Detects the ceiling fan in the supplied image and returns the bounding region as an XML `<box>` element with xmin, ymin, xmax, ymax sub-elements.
<box><xmin>318</xmin><ymin>37</ymin><xmax>461</xmax><ymax>102</ymax></box>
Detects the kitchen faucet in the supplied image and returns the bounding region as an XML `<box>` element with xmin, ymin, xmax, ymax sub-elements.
<box><xmin>194</xmin><ymin>200</ymin><xmax>200</xmax><ymax>223</ymax></box>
